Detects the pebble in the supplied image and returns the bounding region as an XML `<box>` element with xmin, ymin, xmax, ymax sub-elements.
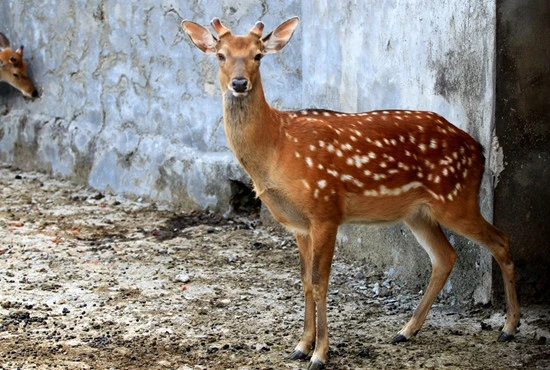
<box><xmin>175</xmin><ymin>274</ymin><xmax>191</xmax><ymax>283</ymax></box>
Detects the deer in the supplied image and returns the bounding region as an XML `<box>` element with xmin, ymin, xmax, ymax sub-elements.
<box><xmin>0</xmin><ymin>32</ymin><xmax>39</xmax><ymax>98</ymax></box>
<box><xmin>181</xmin><ymin>17</ymin><xmax>520</xmax><ymax>369</ymax></box>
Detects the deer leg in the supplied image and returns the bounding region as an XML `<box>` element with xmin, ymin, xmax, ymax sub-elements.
<box><xmin>393</xmin><ymin>212</ymin><xmax>456</xmax><ymax>343</ymax></box>
<box><xmin>440</xmin><ymin>212</ymin><xmax>520</xmax><ymax>341</ymax></box>
<box><xmin>307</xmin><ymin>222</ymin><xmax>338</xmax><ymax>370</ymax></box>
<box><xmin>289</xmin><ymin>232</ymin><xmax>316</xmax><ymax>360</ymax></box>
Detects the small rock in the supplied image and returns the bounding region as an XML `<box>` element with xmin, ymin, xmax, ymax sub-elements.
<box><xmin>91</xmin><ymin>193</ymin><xmax>104</xmax><ymax>200</ymax></box>
<box><xmin>480</xmin><ymin>322</ymin><xmax>492</xmax><ymax>330</ymax></box>
<box><xmin>372</xmin><ymin>282</ymin><xmax>380</xmax><ymax>296</ymax></box>
<box><xmin>219</xmin><ymin>299</ymin><xmax>231</xmax><ymax>306</ymax></box>
<box><xmin>175</xmin><ymin>274</ymin><xmax>191</xmax><ymax>283</ymax></box>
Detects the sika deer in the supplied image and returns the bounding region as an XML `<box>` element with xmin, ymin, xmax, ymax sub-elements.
<box><xmin>181</xmin><ymin>17</ymin><xmax>520</xmax><ymax>369</ymax></box>
<box><xmin>0</xmin><ymin>32</ymin><xmax>38</xmax><ymax>98</ymax></box>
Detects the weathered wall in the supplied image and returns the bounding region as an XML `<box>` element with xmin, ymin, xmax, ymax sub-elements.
<box><xmin>494</xmin><ymin>0</ymin><xmax>550</xmax><ymax>303</ymax></box>
<box><xmin>1</xmin><ymin>1</ymin><xmax>499</xmax><ymax>302</ymax></box>
<box><xmin>0</xmin><ymin>0</ymin><xmax>301</xmax><ymax>211</ymax></box>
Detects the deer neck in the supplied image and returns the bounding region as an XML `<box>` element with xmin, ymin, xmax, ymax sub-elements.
<box><xmin>221</xmin><ymin>80</ymin><xmax>280</xmax><ymax>182</ymax></box>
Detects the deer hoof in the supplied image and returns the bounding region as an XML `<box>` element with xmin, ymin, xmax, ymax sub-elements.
<box><xmin>497</xmin><ymin>331</ymin><xmax>514</xmax><ymax>342</ymax></box>
<box><xmin>288</xmin><ymin>350</ymin><xmax>308</xmax><ymax>360</ymax></box>
<box><xmin>392</xmin><ymin>334</ymin><xmax>409</xmax><ymax>344</ymax></box>
<box><xmin>307</xmin><ymin>359</ymin><xmax>326</xmax><ymax>370</ymax></box>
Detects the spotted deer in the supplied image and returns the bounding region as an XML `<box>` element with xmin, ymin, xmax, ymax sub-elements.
<box><xmin>181</xmin><ymin>17</ymin><xmax>520</xmax><ymax>369</ymax></box>
<box><xmin>0</xmin><ymin>32</ymin><xmax>39</xmax><ymax>98</ymax></box>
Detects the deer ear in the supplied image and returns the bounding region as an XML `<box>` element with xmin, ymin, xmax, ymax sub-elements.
<box><xmin>0</xmin><ymin>32</ymin><xmax>10</xmax><ymax>50</ymax></box>
<box><xmin>262</xmin><ymin>17</ymin><xmax>299</xmax><ymax>54</ymax></box>
<box><xmin>182</xmin><ymin>20</ymin><xmax>218</xmax><ymax>54</ymax></box>
<box><xmin>15</xmin><ymin>45</ymin><xmax>24</xmax><ymax>56</ymax></box>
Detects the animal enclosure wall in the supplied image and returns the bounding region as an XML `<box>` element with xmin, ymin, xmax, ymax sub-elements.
<box><xmin>1</xmin><ymin>1</ymin><xmax>499</xmax><ymax>302</ymax></box>
<box><xmin>494</xmin><ymin>0</ymin><xmax>550</xmax><ymax>303</ymax></box>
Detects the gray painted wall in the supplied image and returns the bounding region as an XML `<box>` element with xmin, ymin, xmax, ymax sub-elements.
<box><xmin>0</xmin><ymin>1</ymin><xmax>498</xmax><ymax>303</ymax></box>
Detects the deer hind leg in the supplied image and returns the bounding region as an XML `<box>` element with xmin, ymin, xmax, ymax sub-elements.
<box><xmin>393</xmin><ymin>211</ymin><xmax>457</xmax><ymax>343</ymax></box>
<box><xmin>438</xmin><ymin>209</ymin><xmax>520</xmax><ymax>341</ymax></box>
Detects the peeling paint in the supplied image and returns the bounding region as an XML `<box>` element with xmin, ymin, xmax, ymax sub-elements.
<box><xmin>490</xmin><ymin>130</ymin><xmax>505</xmax><ymax>188</ymax></box>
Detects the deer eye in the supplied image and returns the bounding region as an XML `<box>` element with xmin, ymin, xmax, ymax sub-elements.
<box><xmin>216</xmin><ymin>53</ymin><xmax>226</xmax><ymax>62</ymax></box>
<box><xmin>254</xmin><ymin>53</ymin><xmax>263</xmax><ymax>61</ymax></box>
<box><xmin>13</xmin><ymin>73</ymin><xmax>19</xmax><ymax>79</ymax></box>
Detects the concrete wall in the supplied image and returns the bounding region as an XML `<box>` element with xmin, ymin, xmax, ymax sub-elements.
<box><xmin>494</xmin><ymin>0</ymin><xmax>550</xmax><ymax>303</ymax></box>
<box><xmin>0</xmin><ymin>0</ymin><xmax>301</xmax><ymax>211</ymax></box>
<box><xmin>1</xmin><ymin>1</ymin><xmax>499</xmax><ymax>303</ymax></box>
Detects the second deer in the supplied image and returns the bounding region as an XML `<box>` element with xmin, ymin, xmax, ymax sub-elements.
<box><xmin>0</xmin><ymin>32</ymin><xmax>38</xmax><ymax>98</ymax></box>
<box><xmin>182</xmin><ymin>17</ymin><xmax>520</xmax><ymax>370</ymax></box>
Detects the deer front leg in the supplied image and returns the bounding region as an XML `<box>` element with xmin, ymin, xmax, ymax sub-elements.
<box><xmin>289</xmin><ymin>232</ymin><xmax>316</xmax><ymax>360</ymax></box>
<box><xmin>308</xmin><ymin>223</ymin><xmax>338</xmax><ymax>369</ymax></box>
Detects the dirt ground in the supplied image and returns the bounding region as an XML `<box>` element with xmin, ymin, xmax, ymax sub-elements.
<box><xmin>0</xmin><ymin>165</ymin><xmax>549</xmax><ymax>370</ymax></box>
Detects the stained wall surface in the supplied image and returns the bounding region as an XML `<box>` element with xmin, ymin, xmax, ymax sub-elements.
<box><xmin>494</xmin><ymin>0</ymin><xmax>550</xmax><ymax>303</ymax></box>
<box><xmin>0</xmin><ymin>1</ymin><xmax>498</xmax><ymax>302</ymax></box>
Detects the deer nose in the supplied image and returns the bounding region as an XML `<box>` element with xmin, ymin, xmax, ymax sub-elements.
<box><xmin>232</xmin><ymin>78</ymin><xmax>248</xmax><ymax>93</ymax></box>
<box><xmin>32</xmin><ymin>90</ymin><xmax>39</xmax><ymax>98</ymax></box>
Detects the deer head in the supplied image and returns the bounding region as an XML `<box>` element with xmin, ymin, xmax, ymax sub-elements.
<box><xmin>0</xmin><ymin>32</ymin><xmax>39</xmax><ymax>98</ymax></box>
<box><xmin>182</xmin><ymin>17</ymin><xmax>299</xmax><ymax>98</ymax></box>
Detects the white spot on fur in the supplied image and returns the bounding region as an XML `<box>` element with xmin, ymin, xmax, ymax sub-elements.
<box><xmin>318</xmin><ymin>180</ymin><xmax>327</xmax><ymax>189</ymax></box>
<box><xmin>363</xmin><ymin>189</ymin><xmax>379</xmax><ymax>196</ymax></box>
<box><xmin>341</xmin><ymin>143</ymin><xmax>353</xmax><ymax>151</ymax></box>
<box><xmin>327</xmin><ymin>169</ymin><xmax>339</xmax><ymax>177</ymax></box>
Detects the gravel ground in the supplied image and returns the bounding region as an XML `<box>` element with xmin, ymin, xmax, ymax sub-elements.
<box><xmin>0</xmin><ymin>165</ymin><xmax>549</xmax><ymax>369</ymax></box>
